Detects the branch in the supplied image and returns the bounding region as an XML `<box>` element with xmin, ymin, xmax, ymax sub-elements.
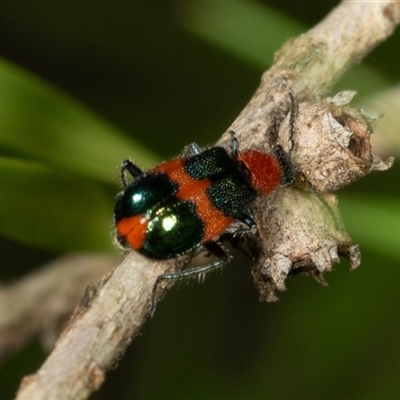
<box><xmin>0</xmin><ymin>254</ymin><xmax>120</xmax><ymax>363</ymax></box>
<box><xmin>16</xmin><ymin>252</ymin><xmax>171</xmax><ymax>400</ymax></box>
<box><xmin>15</xmin><ymin>2</ymin><xmax>400</xmax><ymax>399</ymax></box>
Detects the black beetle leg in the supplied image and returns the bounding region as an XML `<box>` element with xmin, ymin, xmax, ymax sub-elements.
<box><xmin>120</xmin><ymin>159</ymin><xmax>143</xmax><ymax>188</ymax></box>
<box><xmin>272</xmin><ymin>145</ymin><xmax>295</xmax><ymax>187</ymax></box>
<box><xmin>228</xmin><ymin>130</ymin><xmax>239</xmax><ymax>158</ymax></box>
<box><xmin>287</xmin><ymin>91</ymin><xmax>296</xmax><ymax>155</ymax></box>
<box><xmin>269</xmin><ymin>92</ymin><xmax>297</xmax><ymax>187</ymax></box>
<box><xmin>150</xmin><ymin>242</ymin><xmax>228</xmax><ymax>316</ymax></box>
<box><xmin>237</xmin><ymin>209</ymin><xmax>257</xmax><ymax>230</ymax></box>
<box><xmin>185</xmin><ymin>142</ymin><xmax>203</xmax><ymax>157</ymax></box>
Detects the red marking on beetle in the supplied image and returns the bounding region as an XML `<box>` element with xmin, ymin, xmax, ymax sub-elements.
<box><xmin>116</xmin><ymin>215</ymin><xmax>148</xmax><ymax>250</ymax></box>
<box><xmin>153</xmin><ymin>158</ymin><xmax>193</xmax><ymax>188</ymax></box>
<box><xmin>190</xmin><ymin>190</ymin><xmax>233</xmax><ymax>243</ymax></box>
<box><xmin>154</xmin><ymin>158</ymin><xmax>233</xmax><ymax>242</ymax></box>
<box><xmin>237</xmin><ymin>150</ymin><xmax>281</xmax><ymax>194</ymax></box>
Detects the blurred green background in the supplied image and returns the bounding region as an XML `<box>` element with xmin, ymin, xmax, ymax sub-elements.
<box><xmin>1</xmin><ymin>1</ymin><xmax>400</xmax><ymax>399</ymax></box>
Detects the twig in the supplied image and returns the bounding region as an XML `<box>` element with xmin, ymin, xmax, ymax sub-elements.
<box><xmin>0</xmin><ymin>254</ymin><xmax>120</xmax><ymax>363</ymax></box>
<box><xmin>16</xmin><ymin>252</ymin><xmax>171</xmax><ymax>400</ymax></box>
<box><xmin>14</xmin><ymin>2</ymin><xmax>400</xmax><ymax>399</ymax></box>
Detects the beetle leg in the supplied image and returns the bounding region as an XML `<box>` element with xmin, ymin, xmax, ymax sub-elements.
<box><xmin>150</xmin><ymin>242</ymin><xmax>228</xmax><ymax>316</ymax></box>
<box><xmin>287</xmin><ymin>91</ymin><xmax>296</xmax><ymax>155</ymax></box>
<box><xmin>224</xmin><ymin>230</ymin><xmax>262</xmax><ymax>262</ymax></box>
<box><xmin>272</xmin><ymin>145</ymin><xmax>294</xmax><ymax>187</ymax></box>
<box><xmin>228</xmin><ymin>130</ymin><xmax>239</xmax><ymax>158</ymax></box>
<box><xmin>120</xmin><ymin>159</ymin><xmax>143</xmax><ymax>188</ymax></box>
<box><xmin>203</xmin><ymin>241</ymin><xmax>229</xmax><ymax>263</ymax></box>
<box><xmin>237</xmin><ymin>209</ymin><xmax>257</xmax><ymax>230</ymax></box>
<box><xmin>185</xmin><ymin>142</ymin><xmax>203</xmax><ymax>156</ymax></box>
<box><xmin>268</xmin><ymin>92</ymin><xmax>297</xmax><ymax>187</ymax></box>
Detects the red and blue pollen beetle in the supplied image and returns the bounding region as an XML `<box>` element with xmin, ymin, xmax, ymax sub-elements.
<box><xmin>114</xmin><ymin>131</ymin><xmax>293</xmax><ymax>309</ymax></box>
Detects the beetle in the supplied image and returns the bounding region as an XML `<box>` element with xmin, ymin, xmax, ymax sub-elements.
<box><xmin>114</xmin><ymin>132</ymin><xmax>293</xmax><ymax>297</ymax></box>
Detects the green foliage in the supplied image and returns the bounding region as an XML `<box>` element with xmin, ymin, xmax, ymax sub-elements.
<box><xmin>0</xmin><ymin>157</ymin><xmax>112</xmax><ymax>250</ymax></box>
<box><xmin>0</xmin><ymin>58</ymin><xmax>158</xmax><ymax>251</ymax></box>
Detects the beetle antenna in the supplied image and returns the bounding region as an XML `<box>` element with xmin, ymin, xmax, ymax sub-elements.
<box><xmin>228</xmin><ymin>130</ymin><xmax>239</xmax><ymax>158</ymax></box>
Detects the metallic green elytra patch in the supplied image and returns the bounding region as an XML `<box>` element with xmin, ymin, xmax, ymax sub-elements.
<box><xmin>114</xmin><ymin>173</ymin><xmax>178</xmax><ymax>220</ymax></box>
<box><xmin>141</xmin><ymin>200</ymin><xmax>204</xmax><ymax>259</ymax></box>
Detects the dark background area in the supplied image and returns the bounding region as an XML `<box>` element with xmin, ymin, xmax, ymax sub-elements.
<box><xmin>1</xmin><ymin>1</ymin><xmax>400</xmax><ymax>399</ymax></box>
